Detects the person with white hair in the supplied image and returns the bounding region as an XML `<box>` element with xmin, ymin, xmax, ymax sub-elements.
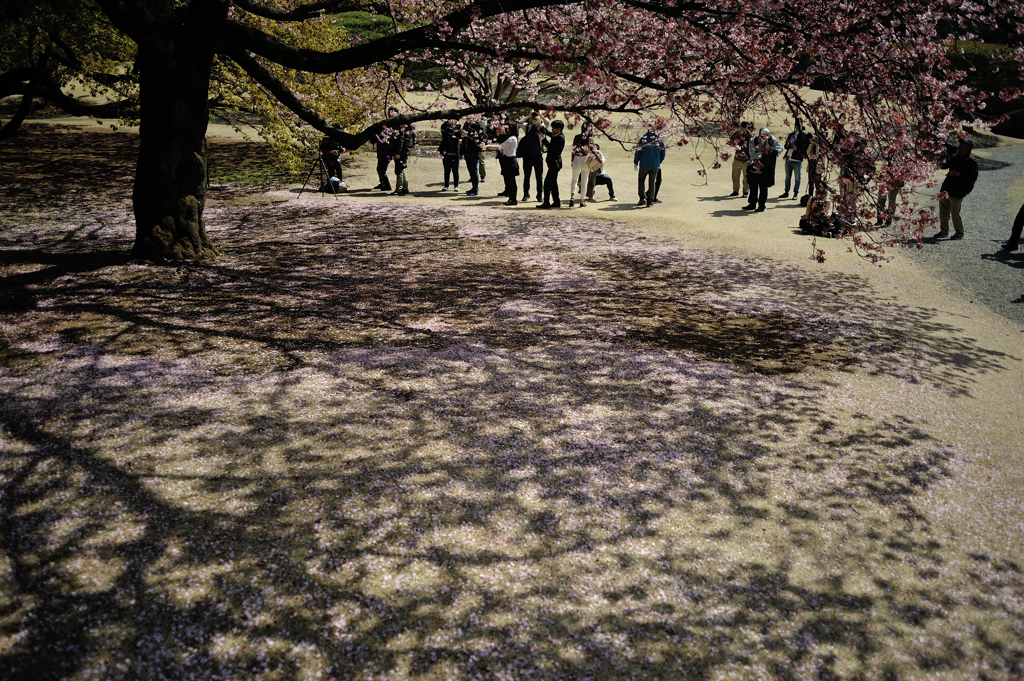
<box><xmin>743</xmin><ymin>127</ymin><xmax>784</xmax><ymax>212</ymax></box>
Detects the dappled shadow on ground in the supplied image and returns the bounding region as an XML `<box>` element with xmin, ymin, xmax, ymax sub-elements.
<box><xmin>0</xmin><ymin>132</ymin><xmax>1022</xmax><ymax>679</ymax></box>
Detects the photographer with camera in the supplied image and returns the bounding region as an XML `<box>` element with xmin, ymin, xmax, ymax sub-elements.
<box><xmin>936</xmin><ymin>138</ymin><xmax>978</xmax><ymax>240</ymax></box>
<box><xmin>729</xmin><ymin>121</ymin><xmax>752</xmax><ymax>197</ymax></box>
<box><xmin>519</xmin><ymin>111</ymin><xmax>547</xmax><ymax>202</ymax></box>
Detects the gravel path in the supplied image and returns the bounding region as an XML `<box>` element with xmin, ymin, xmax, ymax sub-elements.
<box><xmin>901</xmin><ymin>142</ymin><xmax>1024</xmax><ymax>328</ymax></box>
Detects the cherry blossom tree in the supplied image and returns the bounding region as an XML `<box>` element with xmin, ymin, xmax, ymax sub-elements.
<box><xmin>3</xmin><ymin>0</ymin><xmax>1022</xmax><ymax>260</ymax></box>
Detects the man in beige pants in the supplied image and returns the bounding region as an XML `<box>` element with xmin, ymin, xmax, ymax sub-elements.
<box><xmin>729</xmin><ymin>122</ymin><xmax>751</xmax><ymax>197</ymax></box>
<box><xmin>936</xmin><ymin>139</ymin><xmax>979</xmax><ymax>240</ymax></box>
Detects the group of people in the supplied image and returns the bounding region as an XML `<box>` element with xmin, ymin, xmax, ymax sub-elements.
<box><xmin>366</xmin><ymin>111</ymin><xmax>668</xmax><ymax>209</ymax></box>
<box><xmin>329</xmin><ymin>109</ymin><xmax>1020</xmax><ymax>250</ymax></box>
<box><xmin>727</xmin><ymin>119</ymin><xmax>1021</xmax><ymax>248</ymax></box>
<box><xmin>729</xmin><ymin>120</ymin><xmax>818</xmax><ymax>213</ymax></box>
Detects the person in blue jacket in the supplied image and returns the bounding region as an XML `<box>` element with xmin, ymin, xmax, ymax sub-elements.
<box><xmin>634</xmin><ymin>130</ymin><xmax>665</xmax><ymax>207</ymax></box>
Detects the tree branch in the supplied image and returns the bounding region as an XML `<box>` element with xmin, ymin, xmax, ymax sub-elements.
<box><xmin>223</xmin><ymin>42</ymin><xmax>651</xmax><ymax>149</ymax></box>
<box><xmin>231</xmin><ymin>0</ymin><xmax>388</xmax><ymax>22</ymax></box>
<box><xmin>222</xmin><ymin>0</ymin><xmax>576</xmax><ymax>72</ymax></box>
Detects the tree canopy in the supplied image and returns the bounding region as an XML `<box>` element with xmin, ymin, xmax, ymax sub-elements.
<box><xmin>2</xmin><ymin>0</ymin><xmax>1022</xmax><ymax>260</ymax></box>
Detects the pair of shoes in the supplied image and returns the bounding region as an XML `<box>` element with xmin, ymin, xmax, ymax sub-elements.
<box><xmin>1001</xmin><ymin>243</ymin><xmax>1019</xmax><ymax>251</ymax></box>
<box><xmin>569</xmin><ymin>198</ymin><xmax>576</xmax><ymax>207</ymax></box>
<box><xmin>754</xmin><ymin>206</ymin><xmax>765</xmax><ymax>212</ymax></box>
<box><xmin>504</xmin><ymin>200</ymin><xmax>518</xmax><ymax>206</ymax></box>
<box><xmin>742</xmin><ymin>204</ymin><xmax>756</xmax><ymax>210</ymax></box>
<box><xmin>779</xmin><ymin>192</ymin><xmax>789</xmax><ymax>199</ymax></box>
<box><xmin>950</xmin><ymin>233</ymin><xmax>964</xmax><ymax>240</ymax></box>
<box><xmin>466</xmin><ymin>189</ymin><xmax>479</xmax><ymax>196</ymax></box>
<box><xmin>729</xmin><ymin>190</ymin><xmax>739</xmax><ymax>196</ymax></box>
<box><xmin>538</xmin><ymin>203</ymin><xmax>552</xmax><ymax>209</ymax></box>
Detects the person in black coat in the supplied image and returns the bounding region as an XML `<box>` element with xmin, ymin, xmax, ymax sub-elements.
<box><xmin>539</xmin><ymin>121</ymin><xmax>565</xmax><ymax>209</ymax></box>
<box><xmin>438</xmin><ymin>119</ymin><xmax>462</xmax><ymax>191</ymax></box>
<box><xmin>519</xmin><ymin>111</ymin><xmax>546</xmax><ymax>202</ymax></box>
<box><xmin>936</xmin><ymin>138</ymin><xmax>979</xmax><ymax>239</ymax></box>
<box><xmin>743</xmin><ymin>127</ymin><xmax>784</xmax><ymax>212</ymax></box>
<box><xmin>460</xmin><ymin>121</ymin><xmax>485</xmax><ymax>196</ymax></box>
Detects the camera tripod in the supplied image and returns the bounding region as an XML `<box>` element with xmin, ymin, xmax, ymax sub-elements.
<box><xmin>298</xmin><ymin>154</ymin><xmax>341</xmax><ymax>199</ymax></box>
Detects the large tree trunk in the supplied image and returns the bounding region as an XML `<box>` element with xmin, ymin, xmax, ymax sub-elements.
<box><xmin>130</xmin><ymin>34</ymin><xmax>220</xmax><ymax>261</ymax></box>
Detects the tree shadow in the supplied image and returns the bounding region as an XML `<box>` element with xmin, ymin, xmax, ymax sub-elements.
<box><xmin>1</xmin><ymin>131</ymin><xmax>1022</xmax><ymax>679</ymax></box>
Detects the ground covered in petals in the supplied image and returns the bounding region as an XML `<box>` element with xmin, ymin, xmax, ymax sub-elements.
<box><xmin>1</xmin><ymin>129</ymin><xmax>1022</xmax><ymax>680</ymax></box>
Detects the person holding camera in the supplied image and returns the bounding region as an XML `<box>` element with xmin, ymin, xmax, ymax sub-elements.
<box><xmin>539</xmin><ymin>120</ymin><xmax>565</xmax><ymax>209</ymax></box>
<box><xmin>438</xmin><ymin>119</ymin><xmax>462</xmax><ymax>191</ymax></box>
<box><xmin>569</xmin><ymin>122</ymin><xmax>599</xmax><ymax>207</ymax></box>
<box><xmin>460</xmin><ymin>120</ymin><xmax>486</xmax><ymax>196</ymax></box>
<box><xmin>781</xmin><ymin>120</ymin><xmax>810</xmax><ymax>199</ymax></box>
<box><xmin>495</xmin><ymin>122</ymin><xmax>521</xmax><ymax>206</ymax></box>
<box><xmin>729</xmin><ymin>121</ymin><xmax>752</xmax><ymax>197</ymax></box>
<box><xmin>936</xmin><ymin>138</ymin><xmax>979</xmax><ymax>240</ymax></box>
<box><xmin>743</xmin><ymin>127</ymin><xmax>784</xmax><ymax>212</ymax></box>
<box><xmin>634</xmin><ymin>129</ymin><xmax>665</xmax><ymax>208</ymax></box>
<box><xmin>519</xmin><ymin>111</ymin><xmax>547</xmax><ymax>202</ymax></box>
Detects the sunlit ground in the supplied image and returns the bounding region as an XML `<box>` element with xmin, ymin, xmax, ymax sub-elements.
<box><xmin>1</xmin><ymin>128</ymin><xmax>1022</xmax><ymax>680</ymax></box>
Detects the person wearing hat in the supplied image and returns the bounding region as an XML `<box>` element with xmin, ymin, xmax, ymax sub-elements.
<box><xmin>936</xmin><ymin>138</ymin><xmax>979</xmax><ymax>240</ymax></box>
<box><xmin>743</xmin><ymin>127</ymin><xmax>784</xmax><ymax>212</ymax></box>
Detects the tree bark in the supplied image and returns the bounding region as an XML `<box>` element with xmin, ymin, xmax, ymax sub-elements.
<box><xmin>130</xmin><ymin>31</ymin><xmax>220</xmax><ymax>261</ymax></box>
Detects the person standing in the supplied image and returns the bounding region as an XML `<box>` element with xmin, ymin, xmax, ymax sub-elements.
<box><xmin>1001</xmin><ymin>202</ymin><xmax>1024</xmax><ymax>251</ymax></box>
<box><xmin>804</xmin><ymin>134</ymin><xmax>822</xmax><ymax>199</ymax></box>
<box><xmin>496</xmin><ymin>123</ymin><xmax>520</xmax><ymax>206</ymax></box>
<box><xmin>729</xmin><ymin>121</ymin><xmax>752</xmax><ymax>197</ymax></box>
<box><xmin>438</xmin><ymin>119</ymin><xmax>462</xmax><ymax>191</ymax></box>
<box><xmin>389</xmin><ymin>121</ymin><xmax>414</xmax><ymax>196</ymax></box>
<box><xmin>539</xmin><ymin>120</ymin><xmax>565</xmax><ymax>209</ymax></box>
<box><xmin>743</xmin><ymin>127</ymin><xmax>784</xmax><ymax>212</ymax></box>
<box><xmin>460</xmin><ymin>120</ymin><xmax>485</xmax><ymax>196</ymax></box>
<box><xmin>781</xmin><ymin>120</ymin><xmax>807</xmax><ymax>199</ymax></box>
<box><xmin>936</xmin><ymin>138</ymin><xmax>979</xmax><ymax>240</ymax></box>
<box><xmin>569</xmin><ymin>122</ymin><xmax>599</xmax><ymax>207</ymax></box>
<box><xmin>634</xmin><ymin>129</ymin><xmax>665</xmax><ymax>207</ymax></box>
<box><xmin>374</xmin><ymin>126</ymin><xmax>394</xmax><ymax>192</ymax></box>
<box><xmin>519</xmin><ymin>111</ymin><xmax>546</xmax><ymax>202</ymax></box>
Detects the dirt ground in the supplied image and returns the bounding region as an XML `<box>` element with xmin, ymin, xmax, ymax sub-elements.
<box><xmin>1</xmin><ymin>124</ymin><xmax>1022</xmax><ymax>680</ymax></box>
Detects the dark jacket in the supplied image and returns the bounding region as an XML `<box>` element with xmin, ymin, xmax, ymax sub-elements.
<box><xmin>747</xmin><ymin>134</ymin><xmax>784</xmax><ymax>186</ymax></box>
<box><xmin>460</xmin><ymin>124</ymin><xmax>485</xmax><ymax>159</ymax></box>
<box><xmin>940</xmin><ymin>154</ymin><xmax>979</xmax><ymax>198</ymax></box>
<box><xmin>388</xmin><ymin>126</ymin><xmax>406</xmax><ymax>158</ymax></box>
<box><xmin>518</xmin><ymin>122</ymin><xmax>544</xmax><ymax>157</ymax></box>
<box><xmin>375</xmin><ymin>129</ymin><xmax>394</xmax><ymax>160</ymax></box>
<box><xmin>543</xmin><ymin>132</ymin><xmax>565</xmax><ymax>169</ymax></box>
<box><xmin>634</xmin><ymin>132</ymin><xmax>665</xmax><ymax>169</ymax></box>
<box><xmin>438</xmin><ymin>121</ymin><xmax>461</xmax><ymax>156</ymax></box>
